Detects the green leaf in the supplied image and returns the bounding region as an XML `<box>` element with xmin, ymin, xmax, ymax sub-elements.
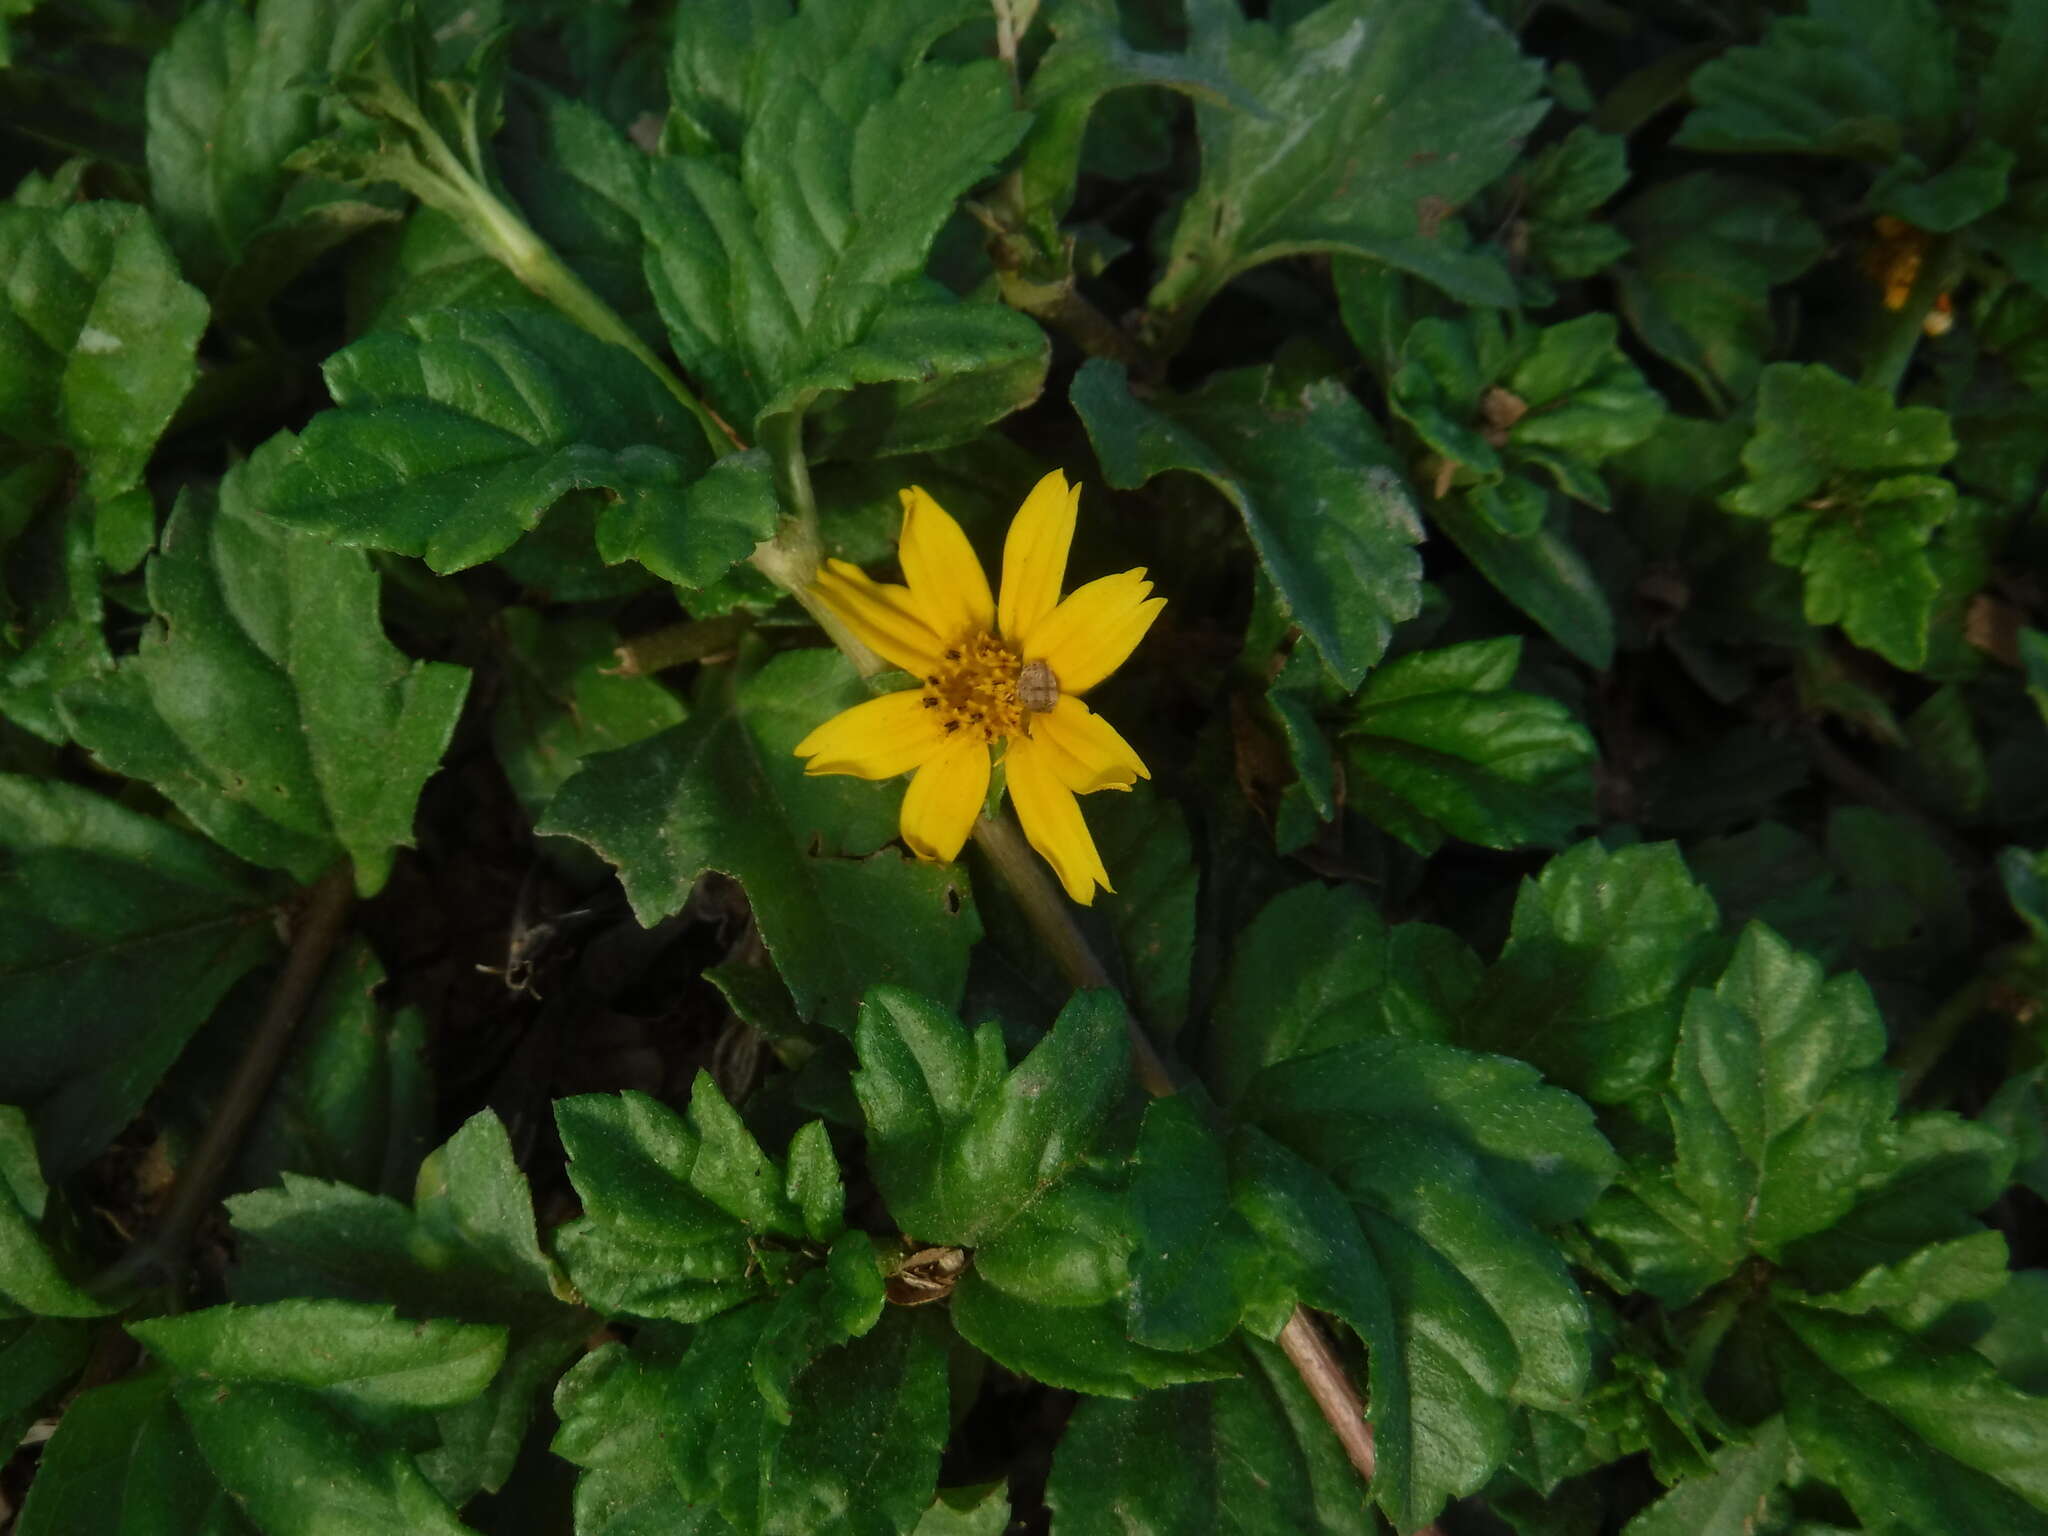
<box><xmin>1513</xmin><ymin>125</ymin><xmax>1632</xmax><ymax>284</ymax></box>
<box><xmin>1242</xmin><ymin>1040</ymin><xmax>1616</xmax><ymax>1526</ymax></box>
<box><xmin>1586</xmin><ymin>924</ymin><xmax>1898</xmax><ymax>1305</ymax></box>
<box><xmin>498</xmin><ymin>87</ymin><xmax>662</xmax><ymax>348</ymax></box>
<box><xmin>553</xmin><ymin>1302</ymin><xmax>941</xmax><ymax>1536</ymax></box>
<box><xmin>1207</xmin><ymin>882</ymin><xmax>1394</xmax><ymax>1106</ymax></box>
<box><xmin>1614</xmin><ymin>172</ymin><xmax>1825</xmax><ymax>410</ymax></box>
<box><xmin>1425</xmin><ymin>494</ymin><xmax>1617</xmax><ymax>669</ymax></box>
<box><xmin>1720</xmin><ymin>366</ymin><xmax>1957</xmax><ymax>663</ymax></box>
<box><xmin>0</xmin><ymin>1105</ymin><xmax>108</xmax><ymax>1318</ymax></box>
<box><xmin>231</xmin><ymin>938</ymin><xmax>431</xmax><ymax>1200</ymax></box>
<box><xmin>553</xmin><ymin>1079</ymin><xmax>844</xmax><ymax>1324</ymax></box>
<box><xmin>641</xmin><ymin>4</ymin><xmax>1043</xmax><ymax>449</ymax></box>
<box><xmin>1339</xmin><ymin>637</ymin><xmax>1597</xmax><ymax>856</ymax></box>
<box><xmin>74</xmin><ymin>1302</ymin><xmax>510</xmax><ymax>1536</ymax></box>
<box><xmin>492</xmin><ymin>607</ymin><xmax>690</xmax><ymax>825</ymax></box>
<box><xmin>853</xmin><ymin>986</ymin><xmax>1126</xmax><ymax>1251</ymax></box>
<box><xmin>130</xmin><ymin>1300</ymin><xmax>506</xmax><ymax>1425</ymax></box>
<box><xmin>59</xmin><ymin>441</ymin><xmax>472</xmax><ymax>895</ymax></box>
<box><xmin>1805</xmin><ymin>1230</ymin><xmax>2013</xmax><ymax>1335</ymax></box>
<box><xmin>1458</xmin><ymin>839</ymin><xmax>1722</xmax><ymax>1104</ymax></box>
<box><xmin>1392</xmin><ymin>312</ymin><xmax>1665</xmax><ymax>517</ymax></box>
<box><xmin>0</xmin><ymin>775</ymin><xmax>276</xmax><ymax>1178</ymax></box>
<box><xmin>910</xmin><ymin>1483</ymin><xmax>1011</xmax><ymax>1536</ymax></box>
<box><xmin>0</xmin><ymin>201</ymin><xmax>208</xmax><ymax>556</ymax></box>
<box><xmin>0</xmin><ymin>1316</ymin><xmax>88</xmax><ymax>1452</ymax></box>
<box><xmin>611</xmin><ymin>448</ymin><xmax>781</xmax><ymax>593</ymax></box>
<box><xmin>1147</xmin><ymin>0</ymin><xmax>1544</xmax><ymax>331</ymax></box>
<box><xmin>1127</xmin><ymin>1097</ymin><xmax>1266</xmax><ymax>1352</ymax></box>
<box><xmin>144</xmin><ymin>0</ymin><xmax>402</xmax><ymax>296</ymax></box>
<box><xmin>1012</xmin><ymin>1</ymin><xmax>1256</xmax><ymax>240</ymax></box>
<box><xmin>1677</xmin><ymin>0</ymin><xmax>2010</xmax><ymax>233</ymax></box>
<box><xmin>15</xmin><ymin>1374</ymin><xmax>251</xmax><ymax>1536</ymax></box>
<box><xmin>230</xmin><ymin>1109</ymin><xmax>561</xmax><ymax>1319</ymax></box>
<box><xmin>1774</xmin><ymin>1300</ymin><xmax>2048</xmax><ymax>1533</ymax></box>
<box><xmin>1043</xmin><ymin>1335</ymin><xmax>1375</xmax><ymax>1536</ymax></box>
<box><xmin>949</xmin><ymin>1272</ymin><xmax>1235</xmax><ymax>1397</ymax></box>
<box><xmin>542</xmin><ymin>650</ymin><xmax>981</xmax><ymax>1036</ymax></box>
<box><xmin>1618</xmin><ymin>1416</ymin><xmax>1791</xmax><ymax>1536</ymax></box>
<box><xmin>1072</xmin><ymin>360</ymin><xmax>1425</xmax><ymax>689</ymax></box>
<box><xmin>268</xmin><ymin>308</ymin><xmax>717</xmax><ymax>576</ymax></box>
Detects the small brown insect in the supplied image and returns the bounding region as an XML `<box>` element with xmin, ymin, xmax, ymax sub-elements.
<box><xmin>1016</xmin><ymin>658</ymin><xmax>1060</xmax><ymax>714</ymax></box>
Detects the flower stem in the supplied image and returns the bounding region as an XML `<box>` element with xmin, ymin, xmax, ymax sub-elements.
<box><xmin>608</xmin><ymin>614</ymin><xmax>751</xmax><ymax>675</ymax></box>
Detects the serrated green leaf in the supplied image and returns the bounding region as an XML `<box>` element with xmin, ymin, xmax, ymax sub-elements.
<box><xmin>642</xmin><ymin>4</ymin><xmax>1042</xmax><ymax>450</ymax></box>
<box><xmin>910</xmin><ymin>1483</ymin><xmax>1010</xmax><ymax>1536</ymax></box>
<box><xmin>1774</xmin><ymin>1300</ymin><xmax>2048</xmax><ymax>1534</ymax></box>
<box><xmin>1786</xmin><ymin>1110</ymin><xmax>2015</xmax><ymax>1291</ymax></box>
<box><xmin>1207</xmin><ymin>882</ymin><xmax>1392</xmax><ymax>1106</ymax></box>
<box><xmin>145</xmin><ymin>0</ymin><xmax>401</xmax><ymax>295</ymax></box>
<box><xmin>1721</xmin><ymin>364</ymin><xmax>1955</xmax><ymax>668</ymax></box>
<box><xmin>1339</xmin><ymin>637</ymin><xmax>1597</xmax><ymax>856</ymax></box>
<box><xmin>553</xmin><ymin>1300</ymin><xmax>938</xmax><ymax>1536</ymax></box>
<box><xmin>1677</xmin><ymin>0</ymin><xmax>2016</xmax><ymax>233</ymax></box>
<box><xmin>498</xmin><ymin>87</ymin><xmax>662</xmax><ymax>348</ymax></box>
<box><xmin>949</xmin><ymin>1271</ymin><xmax>1234</xmax><ymax>1397</ymax></box>
<box><xmin>853</xmin><ymin>986</ymin><xmax>1127</xmax><ymax>1251</ymax></box>
<box><xmin>553</xmin><ymin>1083</ymin><xmax>844</xmax><ymax>1324</ymax></box>
<box><xmin>1586</xmin><ymin>924</ymin><xmax>1899</xmax><ymax>1305</ymax></box>
<box><xmin>131</xmin><ymin>1300</ymin><xmax>505</xmax><ymax>1425</ymax></box>
<box><xmin>1806</xmin><ymin>1230</ymin><xmax>2012</xmax><ymax>1335</ymax></box>
<box><xmin>1012</xmin><ymin>1</ymin><xmax>1256</xmax><ymax>241</ymax></box>
<box><xmin>1614</xmin><ymin>173</ymin><xmax>1825</xmax><ymax>410</ymax></box>
<box><xmin>0</xmin><ymin>200</ymin><xmax>207</xmax><ymax>550</ymax></box>
<box><xmin>1618</xmin><ymin>1416</ymin><xmax>1791</xmax><ymax>1536</ymax></box>
<box><xmin>1459</xmin><ymin>839</ymin><xmax>1722</xmax><ymax>1104</ymax></box>
<box><xmin>1072</xmin><ymin>360</ymin><xmax>1424</xmax><ymax>688</ymax></box>
<box><xmin>1148</xmin><ymin>0</ymin><xmax>1543</xmax><ymax>332</ymax></box>
<box><xmin>0</xmin><ymin>775</ymin><xmax>276</xmax><ymax>1178</ymax></box>
<box><xmin>1393</xmin><ymin>311</ymin><xmax>1664</xmax><ymax>521</ymax></box>
<box><xmin>610</xmin><ymin>448</ymin><xmax>781</xmax><ymax>593</ymax></box>
<box><xmin>60</xmin><ymin>442</ymin><xmax>471</xmax><ymax>895</ymax></box>
<box><xmin>1043</xmin><ymin>1334</ymin><xmax>1374</xmax><ymax>1535</ymax></box>
<box><xmin>268</xmin><ymin>308</ymin><xmax>716</xmax><ymax>576</ymax></box>
<box><xmin>1127</xmin><ymin>1097</ymin><xmax>1266</xmax><ymax>1352</ymax></box>
<box><xmin>1515</xmin><ymin>125</ymin><xmax>1632</xmax><ymax>284</ymax></box>
<box><xmin>541</xmin><ymin>650</ymin><xmax>981</xmax><ymax>1036</ymax></box>
<box><xmin>1241</xmin><ymin>1041</ymin><xmax>1614</xmax><ymax>1527</ymax></box>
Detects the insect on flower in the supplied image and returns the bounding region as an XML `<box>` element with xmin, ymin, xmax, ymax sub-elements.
<box><xmin>794</xmin><ymin>470</ymin><xmax>1164</xmax><ymax>905</ymax></box>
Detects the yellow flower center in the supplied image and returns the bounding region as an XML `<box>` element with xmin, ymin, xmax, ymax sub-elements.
<box><xmin>921</xmin><ymin>633</ymin><xmax>1024</xmax><ymax>744</ymax></box>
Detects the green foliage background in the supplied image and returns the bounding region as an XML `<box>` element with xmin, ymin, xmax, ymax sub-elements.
<box><xmin>4</xmin><ymin>0</ymin><xmax>2048</xmax><ymax>1532</ymax></box>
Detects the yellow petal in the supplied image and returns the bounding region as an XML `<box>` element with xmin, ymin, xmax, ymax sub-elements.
<box><xmin>1006</xmin><ymin>732</ymin><xmax>1112</xmax><ymax>905</ymax></box>
<box><xmin>898</xmin><ymin>486</ymin><xmax>995</xmax><ymax>646</ymax></box>
<box><xmin>998</xmin><ymin>469</ymin><xmax>1078</xmax><ymax>645</ymax></box>
<box><xmin>899</xmin><ymin>734</ymin><xmax>991</xmax><ymax>863</ymax></box>
<box><xmin>1022</xmin><ymin>569</ymin><xmax>1165</xmax><ymax>696</ymax></box>
<box><xmin>794</xmin><ymin>689</ymin><xmax>947</xmax><ymax>780</ymax></box>
<box><xmin>811</xmin><ymin>558</ymin><xmax>945</xmax><ymax>677</ymax></box>
<box><xmin>1031</xmin><ymin>696</ymin><xmax>1148</xmax><ymax>794</ymax></box>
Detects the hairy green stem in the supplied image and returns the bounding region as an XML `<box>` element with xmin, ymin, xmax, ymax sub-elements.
<box><xmin>609</xmin><ymin>614</ymin><xmax>751</xmax><ymax>676</ymax></box>
<box><xmin>92</xmin><ymin>864</ymin><xmax>355</xmax><ymax>1301</ymax></box>
<box><xmin>1859</xmin><ymin>232</ymin><xmax>1961</xmax><ymax>396</ymax></box>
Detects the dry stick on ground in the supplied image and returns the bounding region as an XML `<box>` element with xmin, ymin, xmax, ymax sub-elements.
<box><xmin>91</xmin><ymin>864</ymin><xmax>356</xmax><ymax>1301</ymax></box>
<box><xmin>972</xmin><ymin>813</ymin><xmax>1423</xmax><ymax>1520</ymax></box>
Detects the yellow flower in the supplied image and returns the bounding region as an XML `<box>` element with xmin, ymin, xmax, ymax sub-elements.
<box><xmin>794</xmin><ymin>470</ymin><xmax>1164</xmax><ymax>905</ymax></box>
